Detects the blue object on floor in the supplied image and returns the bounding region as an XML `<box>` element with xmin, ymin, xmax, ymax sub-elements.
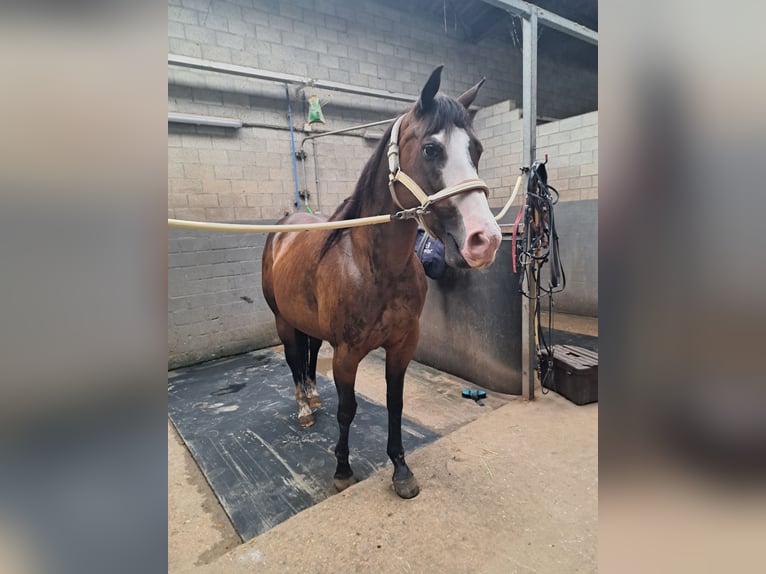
<box><xmin>168</xmin><ymin>349</ymin><xmax>439</xmax><ymax>541</ymax></box>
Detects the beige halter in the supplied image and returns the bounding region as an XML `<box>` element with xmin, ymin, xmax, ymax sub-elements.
<box><xmin>386</xmin><ymin>115</ymin><xmax>490</xmax><ymax>237</ymax></box>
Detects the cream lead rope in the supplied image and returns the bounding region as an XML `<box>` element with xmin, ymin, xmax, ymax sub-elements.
<box><xmin>168</xmin><ymin>214</ymin><xmax>394</xmax><ymax>233</ymax></box>
<box><xmin>167</xmin><ymin>174</ymin><xmax>523</xmax><ymax>233</ymax></box>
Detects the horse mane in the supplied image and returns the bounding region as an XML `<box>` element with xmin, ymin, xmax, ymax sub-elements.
<box><xmin>319</xmin><ymin>121</ymin><xmax>395</xmax><ymax>258</ymax></box>
<box><xmin>318</xmin><ymin>96</ymin><xmax>472</xmax><ymax>259</ymax></box>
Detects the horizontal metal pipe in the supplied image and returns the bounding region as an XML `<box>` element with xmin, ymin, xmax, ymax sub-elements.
<box><xmin>240</xmin><ymin>121</ymin><xmax>292</xmax><ymax>131</ymax></box>
<box><xmin>169</xmin><ymin>116</ymin><xmax>383</xmax><ymax>141</ymax></box>
<box><xmin>168</xmin><ymin>54</ymin><xmax>417</xmax><ymax>103</ymax></box>
<box><xmin>168</xmin><ymin>112</ymin><xmax>242</xmax><ymax>128</ymax></box>
<box><xmin>300</xmin><ymin>118</ymin><xmax>396</xmax><ymax>148</ymax></box>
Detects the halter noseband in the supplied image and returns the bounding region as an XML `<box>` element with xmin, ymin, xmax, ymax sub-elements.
<box><xmin>386</xmin><ymin>115</ymin><xmax>490</xmax><ymax>237</ymax></box>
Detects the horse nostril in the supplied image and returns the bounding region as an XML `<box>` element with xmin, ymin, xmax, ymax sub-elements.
<box><xmin>467</xmin><ymin>231</ymin><xmax>489</xmax><ymax>251</ymax></box>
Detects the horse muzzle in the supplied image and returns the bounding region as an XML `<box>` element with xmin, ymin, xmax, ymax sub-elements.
<box><xmin>444</xmin><ymin>225</ymin><xmax>501</xmax><ymax>269</ymax></box>
<box><xmin>449</xmin><ymin>190</ymin><xmax>502</xmax><ymax>269</ymax></box>
<box><xmin>461</xmin><ymin>227</ymin><xmax>501</xmax><ymax>268</ymax></box>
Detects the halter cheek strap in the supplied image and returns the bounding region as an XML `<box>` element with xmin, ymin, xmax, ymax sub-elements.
<box><xmin>387</xmin><ymin>115</ymin><xmax>490</xmax><ymax>237</ymax></box>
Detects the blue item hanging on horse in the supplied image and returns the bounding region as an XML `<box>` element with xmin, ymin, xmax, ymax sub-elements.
<box><xmin>415</xmin><ymin>228</ymin><xmax>446</xmax><ymax>279</ymax></box>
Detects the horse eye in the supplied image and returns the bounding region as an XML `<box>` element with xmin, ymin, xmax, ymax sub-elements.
<box><xmin>422</xmin><ymin>143</ymin><xmax>441</xmax><ymax>160</ymax></box>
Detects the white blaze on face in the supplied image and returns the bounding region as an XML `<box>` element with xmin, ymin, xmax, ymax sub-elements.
<box><xmin>433</xmin><ymin>128</ymin><xmax>502</xmax><ymax>268</ymax></box>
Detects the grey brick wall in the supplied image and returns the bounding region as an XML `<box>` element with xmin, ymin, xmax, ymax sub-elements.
<box><xmin>536</xmin><ymin>113</ymin><xmax>599</xmax><ymax>202</ymax></box>
<box><xmin>167</xmin><ymin>0</ymin><xmax>598</xmax><ymax>358</ymax></box>
<box><xmin>472</xmin><ymin>104</ymin><xmax>599</xmax><ymax>317</ymax></box>
<box><xmin>168</xmin><ymin>0</ymin><xmax>597</xmax><ymax>222</ymax></box>
<box><xmin>168</xmin><ymin>227</ymin><xmax>279</xmax><ymax>368</ymax></box>
<box><xmin>473</xmin><ymin>105</ymin><xmax>598</xmax><ymax>209</ymax></box>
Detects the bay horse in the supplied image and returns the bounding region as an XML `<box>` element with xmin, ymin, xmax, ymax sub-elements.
<box><xmin>262</xmin><ymin>66</ymin><xmax>502</xmax><ymax>499</ymax></box>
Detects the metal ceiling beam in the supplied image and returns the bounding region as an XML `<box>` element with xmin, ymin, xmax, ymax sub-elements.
<box><xmin>480</xmin><ymin>0</ymin><xmax>598</xmax><ymax>45</ymax></box>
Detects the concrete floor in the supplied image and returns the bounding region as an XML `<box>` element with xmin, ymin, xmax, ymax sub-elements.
<box><xmin>168</xmin><ymin>314</ymin><xmax>598</xmax><ymax>573</ymax></box>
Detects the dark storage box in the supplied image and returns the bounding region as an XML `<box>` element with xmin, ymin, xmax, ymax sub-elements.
<box><xmin>540</xmin><ymin>345</ymin><xmax>598</xmax><ymax>405</ymax></box>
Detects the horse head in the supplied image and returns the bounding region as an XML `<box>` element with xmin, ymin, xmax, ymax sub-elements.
<box><xmin>389</xmin><ymin>66</ymin><xmax>502</xmax><ymax>269</ymax></box>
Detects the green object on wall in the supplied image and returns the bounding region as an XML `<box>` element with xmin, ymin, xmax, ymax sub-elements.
<box><xmin>308</xmin><ymin>94</ymin><xmax>325</xmax><ymax>124</ymax></box>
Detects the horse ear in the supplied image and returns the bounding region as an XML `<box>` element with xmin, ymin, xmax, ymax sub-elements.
<box><xmin>457</xmin><ymin>77</ymin><xmax>486</xmax><ymax>109</ymax></box>
<box><xmin>418</xmin><ymin>65</ymin><xmax>443</xmax><ymax>114</ymax></box>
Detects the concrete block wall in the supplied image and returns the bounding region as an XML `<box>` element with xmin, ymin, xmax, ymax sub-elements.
<box><xmin>472</xmin><ymin>100</ymin><xmax>525</xmax><ymax>211</ymax></box>
<box><xmin>473</xmin><ymin>104</ymin><xmax>599</xmax><ymax>209</ymax></box>
<box><xmin>168</xmin><ymin>0</ymin><xmax>516</xmax><ymax>109</ymax></box>
<box><xmin>537</xmin><ymin>56</ymin><xmax>598</xmax><ymax>120</ymax></box>
<box><xmin>168</xmin><ymin>228</ymin><xmax>279</xmax><ymax>368</ymax></box>
<box><xmin>168</xmin><ymin>120</ymin><xmax>385</xmax><ymax>218</ymax></box>
<box><xmin>167</xmin><ymin>1</ymin><xmax>598</xmax><ymax>366</ymax></box>
<box><xmin>168</xmin><ymin>0</ymin><xmax>597</xmax><ymax>222</ymax></box>
<box><xmin>304</xmin><ymin>133</ymin><xmax>382</xmax><ymax>215</ymax></box>
<box><xmin>535</xmin><ymin>112</ymin><xmax>599</xmax><ymax>202</ymax></box>
<box><xmin>169</xmin><ymin>123</ymin><xmax>297</xmax><ymax>221</ymax></box>
<box><xmin>473</xmin><ymin>104</ymin><xmax>598</xmax><ymax>317</ymax></box>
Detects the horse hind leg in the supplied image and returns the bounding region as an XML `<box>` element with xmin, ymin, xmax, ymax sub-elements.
<box><xmin>276</xmin><ymin>318</ymin><xmax>314</xmax><ymax>428</ymax></box>
<box><xmin>305</xmin><ymin>336</ymin><xmax>323</xmax><ymax>408</ymax></box>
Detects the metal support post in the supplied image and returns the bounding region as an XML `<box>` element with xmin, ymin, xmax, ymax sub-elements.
<box><xmin>521</xmin><ymin>7</ymin><xmax>538</xmax><ymax>401</ymax></box>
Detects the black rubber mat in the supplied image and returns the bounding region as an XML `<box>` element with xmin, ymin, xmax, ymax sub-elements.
<box><xmin>168</xmin><ymin>349</ymin><xmax>439</xmax><ymax>541</ymax></box>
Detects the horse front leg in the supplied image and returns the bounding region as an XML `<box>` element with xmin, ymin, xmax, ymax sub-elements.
<box><xmin>305</xmin><ymin>336</ymin><xmax>323</xmax><ymax>408</ymax></box>
<box><xmin>331</xmin><ymin>346</ymin><xmax>359</xmax><ymax>492</ymax></box>
<box><xmin>385</xmin><ymin>331</ymin><xmax>420</xmax><ymax>499</ymax></box>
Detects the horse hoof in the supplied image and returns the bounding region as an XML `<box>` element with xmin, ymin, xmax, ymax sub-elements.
<box><xmin>298</xmin><ymin>414</ymin><xmax>315</xmax><ymax>428</ymax></box>
<box><xmin>308</xmin><ymin>397</ymin><xmax>322</xmax><ymax>408</ymax></box>
<box><xmin>393</xmin><ymin>476</ymin><xmax>420</xmax><ymax>499</ymax></box>
<box><xmin>333</xmin><ymin>475</ymin><xmax>356</xmax><ymax>492</ymax></box>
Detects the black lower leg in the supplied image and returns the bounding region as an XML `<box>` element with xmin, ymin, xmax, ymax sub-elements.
<box><xmin>385</xmin><ymin>359</ymin><xmax>419</xmax><ymax>499</ymax></box>
<box><xmin>307</xmin><ymin>337</ymin><xmax>321</xmax><ymax>381</ymax></box>
<box><xmin>284</xmin><ymin>330</ymin><xmax>309</xmax><ymax>387</ymax></box>
<box><xmin>334</xmin><ymin>384</ymin><xmax>357</xmax><ymax>481</ymax></box>
<box><xmin>386</xmin><ymin>382</ymin><xmax>412</xmax><ymax>482</ymax></box>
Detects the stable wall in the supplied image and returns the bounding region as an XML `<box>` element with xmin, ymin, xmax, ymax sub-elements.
<box><xmin>168</xmin><ymin>0</ymin><xmax>597</xmax><ymax>222</ymax></box>
<box><xmin>474</xmin><ymin>104</ymin><xmax>598</xmax><ymax>209</ymax></box>
<box><xmin>473</xmin><ymin>105</ymin><xmax>598</xmax><ymax>317</ymax></box>
<box><xmin>167</xmin><ymin>0</ymin><xmax>598</xmax><ymax>368</ymax></box>
<box><xmin>167</xmin><ymin>107</ymin><xmax>598</xmax><ymax>369</ymax></box>
<box><xmin>414</xmin><ymin>233</ymin><xmax>523</xmax><ymax>394</ymax></box>
<box><xmin>168</xmin><ymin>228</ymin><xmax>279</xmax><ymax>369</ymax></box>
